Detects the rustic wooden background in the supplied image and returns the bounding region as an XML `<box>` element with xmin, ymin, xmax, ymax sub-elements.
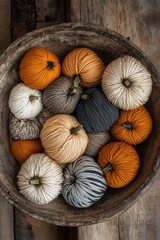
<box><xmin>0</xmin><ymin>0</ymin><xmax>160</xmax><ymax>239</ymax></box>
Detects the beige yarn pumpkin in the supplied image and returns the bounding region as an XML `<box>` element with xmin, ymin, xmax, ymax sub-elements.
<box><xmin>102</xmin><ymin>55</ymin><xmax>152</xmax><ymax>110</ymax></box>
<box><xmin>40</xmin><ymin>114</ymin><xmax>89</xmax><ymax>163</ymax></box>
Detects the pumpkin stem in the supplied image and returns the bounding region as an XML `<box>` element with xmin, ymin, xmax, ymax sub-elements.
<box><xmin>29</xmin><ymin>95</ymin><xmax>38</xmax><ymax>101</ymax></box>
<box><xmin>64</xmin><ymin>173</ymin><xmax>76</xmax><ymax>183</ymax></box>
<box><xmin>70</xmin><ymin>124</ymin><xmax>83</xmax><ymax>135</ymax></box>
<box><xmin>29</xmin><ymin>176</ymin><xmax>41</xmax><ymax>186</ymax></box>
<box><xmin>68</xmin><ymin>75</ymin><xmax>82</xmax><ymax>95</ymax></box>
<box><xmin>47</xmin><ymin>61</ymin><xmax>56</xmax><ymax>69</ymax></box>
<box><xmin>122</xmin><ymin>78</ymin><xmax>132</xmax><ymax>88</ymax></box>
<box><xmin>122</xmin><ymin>121</ymin><xmax>133</xmax><ymax>129</ymax></box>
<box><xmin>81</xmin><ymin>94</ymin><xmax>90</xmax><ymax>101</ymax></box>
<box><xmin>103</xmin><ymin>163</ymin><xmax>113</xmax><ymax>173</ymax></box>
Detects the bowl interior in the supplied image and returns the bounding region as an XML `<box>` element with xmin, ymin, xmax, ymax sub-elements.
<box><xmin>0</xmin><ymin>23</ymin><xmax>160</xmax><ymax>226</ymax></box>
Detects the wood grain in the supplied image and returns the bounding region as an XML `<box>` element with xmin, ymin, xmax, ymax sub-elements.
<box><xmin>0</xmin><ymin>195</ymin><xmax>14</xmax><ymax>240</ymax></box>
<box><xmin>0</xmin><ymin>1</ymin><xmax>14</xmax><ymax>240</ymax></box>
<box><xmin>35</xmin><ymin>0</ymin><xmax>65</xmax><ymax>29</ymax></box>
<box><xmin>15</xmin><ymin>209</ymin><xmax>58</xmax><ymax>240</ymax></box>
<box><xmin>0</xmin><ymin>0</ymin><xmax>11</xmax><ymax>53</ymax></box>
<box><xmin>11</xmin><ymin>0</ymin><xmax>36</xmax><ymax>41</ymax></box>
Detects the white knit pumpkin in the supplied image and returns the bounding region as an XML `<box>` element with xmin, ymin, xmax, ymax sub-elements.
<box><xmin>102</xmin><ymin>55</ymin><xmax>152</xmax><ymax>110</ymax></box>
<box><xmin>17</xmin><ymin>153</ymin><xmax>63</xmax><ymax>204</ymax></box>
<box><xmin>8</xmin><ymin>83</ymin><xmax>43</xmax><ymax>119</ymax></box>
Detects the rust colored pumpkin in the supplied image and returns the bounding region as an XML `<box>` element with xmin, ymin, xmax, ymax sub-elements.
<box><xmin>98</xmin><ymin>142</ymin><xmax>140</xmax><ymax>188</ymax></box>
<box><xmin>11</xmin><ymin>139</ymin><xmax>44</xmax><ymax>164</ymax></box>
<box><xmin>19</xmin><ymin>47</ymin><xmax>61</xmax><ymax>90</ymax></box>
<box><xmin>62</xmin><ymin>48</ymin><xmax>105</xmax><ymax>87</ymax></box>
<box><xmin>111</xmin><ymin>106</ymin><xmax>152</xmax><ymax>145</ymax></box>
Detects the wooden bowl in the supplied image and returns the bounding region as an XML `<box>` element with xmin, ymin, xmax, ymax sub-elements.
<box><xmin>0</xmin><ymin>22</ymin><xmax>160</xmax><ymax>226</ymax></box>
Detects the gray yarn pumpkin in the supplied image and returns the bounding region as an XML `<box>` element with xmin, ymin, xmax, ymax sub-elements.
<box><xmin>85</xmin><ymin>131</ymin><xmax>110</xmax><ymax>157</ymax></box>
<box><xmin>10</xmin><ymin>108</ymin><xmax>51</xmax><ymax>140</ymax></box>
<box><xmin>43</xmin><ymin>76</ymin><xmax>83</xmax><ymax>114</ymax></box>
<box><xmin>76</xmin><ymin>87</ymin><xmax>119</xmax><ymax>133</ymax></box>
<box><xmin>62</xmin><ymin>156</ymin><xmax>107</xmax><ymax>208</ymax></box>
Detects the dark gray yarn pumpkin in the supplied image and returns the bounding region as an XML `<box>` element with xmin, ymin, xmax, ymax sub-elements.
<box><xmin>76</xmin><ymin>87</ymin><xmax>119</xmax><ymax>133</ymax></box>
<box><xmin>43</xmin><ymin>76</ymin><xmax>83</xmax><ymax>114</ymax></box>
<box><xmin>62</xmin><ymin>156</ymin><xmax>107</xmax><ymax>208</ymax></box>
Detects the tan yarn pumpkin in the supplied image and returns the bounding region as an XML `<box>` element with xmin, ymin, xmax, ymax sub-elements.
<box><xmin>40</xmin><ymin>114</ymin><xmax>89</xmax><ymax>163</ymax></box>
<box><xmin>62</xmin><ymin>48</ymin><xmax>105</xmax><ymax>87</ymax></box>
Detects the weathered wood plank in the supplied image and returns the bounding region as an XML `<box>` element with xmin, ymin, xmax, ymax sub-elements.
<box><xmin>0</xmin><ymin>194</ymin><xmax>14</xmax><ymax>240</ymax></box>
<box><xmin>0</xmin><ymin>1</ymin><xmax>14</xmax><ymax>240</ymax></box>
<box><xmin>0</xmin><ymin>0</ymin><xmax>11</xmax><ymax>53</ymax></box>
<box><xmin>68</xmin><ymin>0</ymin><xmax>160</xmax><ymax>239</ymax></box>
<box><xmin>14</xmin><ymin>209</ymin><xmax>58</xmax><ymax>240</ymax></box>
<box><xmin>118</xmin><ymin>174</ymin><xmax>160</xmax><ymax>240</ymax></box>
<box><xmin>11</xmin><ymin>0</ymin><xmax>36</xmax><ymax>41</ymax></box>
<box><xmin>35</xmin><ymin>0</ymin><xmax>65</xmax><ymax>29</ymax></box>
<box><xmin>78</xmin><ymin>218</ymin><xmax>119</xmax><ymax>240</ymax></box>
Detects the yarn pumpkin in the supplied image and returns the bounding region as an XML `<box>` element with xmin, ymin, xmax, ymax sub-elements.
<box><xmin>40</xmin><ymin>114</ymin><xmax>88</xmax><ymax>163</ymax></box>
<box><xmin>98</xmin><ymin>142</ymin><xmax>140</xmax><ymax>188</ymax></box>
<box><xmin>19</xmin><ymin>47</ymin><xmax>61</xmax><ymax>90</ymax></box>
<box><xmin>11</xmin><ymin>139</ymin><xmax>44</xmax><ymax>164</ymax></box>
<box><xmin>10</xmin><ymin>108</ymin><xmax>52</xmax><ymax>140</ymax></box>
<box><xmin>43</xmin><ymin>76</ymin><xmax>83</xmax><ymax>114</ymax></box>
<box><xmin>85</xmin><ymin>131</ymin><xmax>110</xmax><ymax>157</ymax></box>
<box><xmin>62</xmin><ymin>156</ymin><xmax>107</xmax><ymax>208</ymax></box>
<box><xmin>76</xmin><ymin>87</ymin><xmax>119</xmax><ymax>133</ymax></box>
<box><xmin>111</xmin><ymin>106</ymin><xmax>152</xmax><ymax>145</ymax></box>
<box><xmin>62</xmin><ymin>48</ymin><xmax>105</xmax><ymax>87</ymax></box>
<box><xmin>102</xmin><ymin>55</ymin><xmax>152</xmax><ymax>110</ymax></box>
<box><xmin>8</xmin><ymin>83</ymin><xmax>43</xmax><ymax>119</ymax></box>
<box><xmin>17</xmin><ymin>153</ymin><xmax>63</xmax><ymax>204</ymax></box>
<box><xmin>10</xmin><ymin>116</ymin><xmax>40</xmax><ymax>140</ymax></box>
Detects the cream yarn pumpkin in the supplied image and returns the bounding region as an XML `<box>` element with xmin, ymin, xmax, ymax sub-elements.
<box><xmin>40</xmin><ymin>114</ymin><xmax>89</xmax><ymax>163</ymax></box>
<box><xmin>17</xmin><ymin>153</ymin><xmax>63</xmax><ymax>204</ymax></box>
<box><xmin>8</xmin><ymin>83</ymin><xmax>43</xmax><ymax>119</ymax></box>
<box><xmin>102</xmin><ymin>55</ymin><xmax>152</xmax><ymax>110</ymax></box>
<box><xmin>10</xmin><ymin>108</ymin><xmax>51</xmax><ymax>140</ymax></box>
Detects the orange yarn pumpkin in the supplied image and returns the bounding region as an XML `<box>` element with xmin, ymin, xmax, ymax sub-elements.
<box><xmin>62</xmin><ymin>48</ymin><xmax>105</xmax><ymax>87</ymax></box>
<box><xmin>111</xmin><ymin>106</ymin><xmax>152</xmax><ymax>145</ymax></box>
<box><xmin>11</xmin><ymin>139</ymin><xmax>44</xmax><ymax>164</ymax></box>
<box><xmin>19</xmin><ymin>47</ymin><xmax>61</xmax><ymax>90</ymax></box>
<box><xmin>98</xmin><ymin>142</ymin><xmax>140</xmax><ymax>188</ymax></box>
